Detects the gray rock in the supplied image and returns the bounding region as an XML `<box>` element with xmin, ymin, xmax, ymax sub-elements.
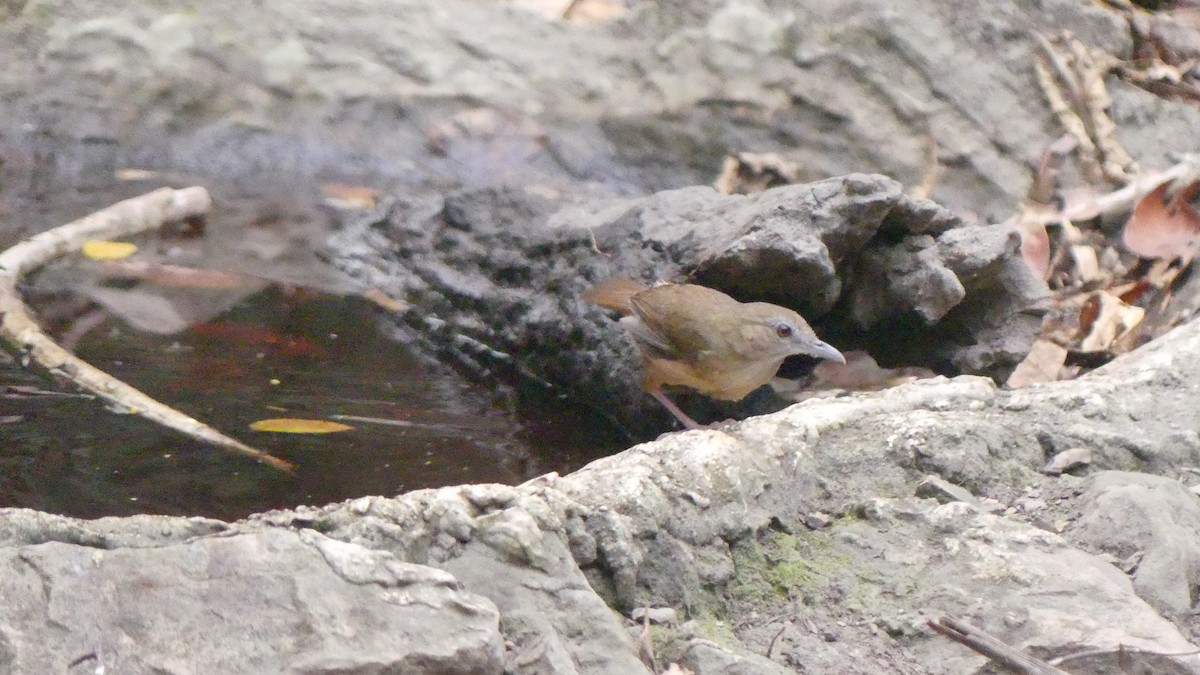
<box><xmin>678</xmin><ymin>638</ymin><xmax>793</xmax><ymax>675</ymax></box>
<box><xmin>1064</xmin><ymin>472</ymin><xmax>1200</xmax><ymax>617</ymax></box>
<box><xmin>914</xmin><ymin>475</ymin><xmax>975</xmax><ymax>504</ymax></box>
<box><xmin>0</xmin><ymin>526</ymin><xmax>503</xmax><ymax>674</ymax></box>
<box><xmin>1042</xmin><ymin>447</ymin><xmax>1093</xmax><ymax>475</ymax></box>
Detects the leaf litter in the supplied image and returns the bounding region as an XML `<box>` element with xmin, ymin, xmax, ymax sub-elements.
<box><xmin>1003</xmin><ymin>19</ymin><xmax>1200</xmax><ymax>386</ymax></box>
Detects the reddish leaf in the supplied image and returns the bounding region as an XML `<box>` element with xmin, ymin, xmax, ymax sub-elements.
<box><xmin>1122</xmin><ymin>179</ymin><xmax>1200</xmax><ymax>260</ymax></box>
<box><xmin>1005</xmin><ymin>205</ymin><xmax>1052</xmax><ymax>279</ymax></box>
<box><xmin>190</xmin><ymin>322</ymin><xmax>323</xmax><ymax>357</ymax></box>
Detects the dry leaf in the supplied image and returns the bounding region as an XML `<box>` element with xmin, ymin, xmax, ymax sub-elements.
<box><xmin>250</xmin><ymin>418</ymin><xmax>354</xmax><ymax>433</ymax></box>
<box><xmin>1006</xmin><ymin>339</ymin><xmax>1068</xmax><ymax>387</ymax></box>
<box><xmin>82</xmin><ymin>240</ymin><xmax>138</xmax><ymax>260</ymax></box>
<box><xmin>1077</xmin><ymin>291</ymin><xmax>1145</xmax><ymax>353</ymax></box>
<box><xmin>1004</xmin><ymin>205</ymin><xmax>1053</xmax><ymax>279</ymax></box>
<box><xmin>320</xmin><ymin>183</ymin><xmax>378</xmax><ymax>211</ymax></box>
<box><xmin>713</xmin><ymin>152</ymin><xmax>801</xmax><ymax>195</ymax></box>
<box><xmin>1068</xmin><ymin>244</ymin><xmax>1103</xmax><ymax>284</ymax></box>
<box><xmin>1122</xmin><ymin>179</ymin><xmax>1200</xmax><ymax>260</ymax></box>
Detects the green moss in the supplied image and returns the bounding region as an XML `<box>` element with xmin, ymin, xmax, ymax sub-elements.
<box><xmin>692</xmin><ymin>613</ymin><xmax>740</xmax><ymax>649</ymax></box>
<box><xmin>728</xmin><ymin>530</ymin><xmax>852</xmax><ymax>610</ymax></box>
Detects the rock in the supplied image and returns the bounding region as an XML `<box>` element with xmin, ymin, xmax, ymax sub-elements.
<box><xmin>0</xmin><ymin>525</ymin><xmax>503</xmax><ymax>674</ymax></box>
<box><xmin>1063</xmin><ymin>471</ymin><xmax>1200</xmax><ymax>617</ymax></box>
<box><xmin>631</xmin><ymin>606</ymin><xmax>678</xmax><ymax>625</ymax></box>
<box><xmin>351</xmin><ymin>174</ymin><xmax>1046</xmax><ymax>436</ymax></box>
<box><xmin>914</xmin><ymin>475</ymin><xmax>975</xmax><ymax>504</ymax></box>
<box><xmin>1042</xmin><ymin>446</ymin><xmax>1093</xmax><ymax>475</ymax></box>
<box><xmin>678</xmin><ymin>638</ymin><xmax>793</xmax><ymax>675</ymax></box>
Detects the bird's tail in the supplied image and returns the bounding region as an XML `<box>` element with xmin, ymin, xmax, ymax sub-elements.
<box><xmin>581</xmin><ymin>277</ymin><xmax>647</xmax><ymax>315</ymax></box>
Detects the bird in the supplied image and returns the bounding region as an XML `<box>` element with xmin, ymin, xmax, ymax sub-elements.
<box><xmin>583</xmin><ymin>278</ymin><xmax>845</xmax><ymax>430</ymax></box>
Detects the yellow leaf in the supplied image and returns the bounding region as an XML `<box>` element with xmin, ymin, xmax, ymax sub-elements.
<box><xmin>82</xmin><ymin>240</ymin><xmax>138</xmax><ymax>260</ymax></box>
<box><xmin>250</xmin><ymin>418</ymin><xmax>354</xmax><ymax>434</ymax></box>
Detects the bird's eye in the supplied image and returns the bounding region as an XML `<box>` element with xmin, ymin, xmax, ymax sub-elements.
<box><xmin>775</xmin><ymin>323</ymin><xmax>794</xmax><ymax>338</ymax></box>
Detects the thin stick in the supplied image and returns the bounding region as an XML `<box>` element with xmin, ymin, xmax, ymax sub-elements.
<box><xmin>928</xmin><ymin>616</ymin><xmax>1070</xmax><ymax>675</ymax></box>
<box><xmin>0</xmin><ymin>187</ymin><xmax>293</xmax><ymax>473</ymax></box>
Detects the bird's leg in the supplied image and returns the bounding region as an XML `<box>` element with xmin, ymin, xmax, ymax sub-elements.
<box><xmin>648</xmin><ymin>387</ymin><xmax>703</xmax><ymax>430</ymax></box>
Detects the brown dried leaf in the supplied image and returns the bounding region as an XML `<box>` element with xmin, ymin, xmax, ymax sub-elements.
<box><xmin>1077</xmin><ymin>291</ymin><xmax>1145</xmax><ymax>353</ymax></box>
<box><xmin>1005</xmin><ymin>205</ymin><xmax>1053</xmax><ymax>279</ymax></box>
<box><xmin>1006</xmin><ymin>339</ymin><xmax>1068</xmax><ymax>388</ymax></box>
<box><xmin>1068</xmin><ymin>244</ymin><xmax>1103</xmax><ymax>284</ymax></box>
<box><xmin>1121</xmin><ymin>179</ymin><xmax>1200</xmax><ymax>260</ymax></box>
<box><xmin>713</xmin><ymin>152</ymin><xmax>801</xmax><ymax>195</ymax></box>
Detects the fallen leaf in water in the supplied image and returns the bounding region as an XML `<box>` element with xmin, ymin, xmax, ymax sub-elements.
<box><xmin>1122</xmin><ymin>179</ymin><xmax>1200</xmax><ymax>261</ymax></box>
<box><xmin>1077</xmin><ymin>290</ymin><xmax>1145</xmax><ymax>353</ymax></box>
<box><xmin>1006</xmin><ymin>339</ymin><xmax>1068</xmax><ymax>388</ymax></box>
<box><xmin>191</xmin><ymin>322</ymin><xmax>323</xmax><ymax>357</ymax></box>
<box><xmin>250</xmin><ymin>418</ymin><xmax>354</xmax><ymax>433</ymax></box>
<box><xmin>82</xmin><ymin>240</ymin><xmax>138</xmax><ymax>260</ymax></box>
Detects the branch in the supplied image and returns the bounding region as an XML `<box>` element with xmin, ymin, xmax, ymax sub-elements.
<box><xmin>0</xmin><ymin>187</ymin><xmax>293</xmax><ymax>473</ymax></box>
<box><xmin>928</xmin><ymin>616</ymin><xmax>1070</xmax><ymax>675</ymax></box>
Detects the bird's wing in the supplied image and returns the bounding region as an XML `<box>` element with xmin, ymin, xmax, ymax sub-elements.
<box><xmin>627</xmin><ymin>288</ymin><xmax>718</xmax><ymax>362</ymax></box>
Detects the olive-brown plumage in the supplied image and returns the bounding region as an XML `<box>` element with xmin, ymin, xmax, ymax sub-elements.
<box><xmin>584</xmin><ymin>278</ymin><xmax>844</xmax><ymax>429</ymax></box>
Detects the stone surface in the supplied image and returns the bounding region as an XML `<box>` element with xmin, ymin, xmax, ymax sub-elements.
<box><xmin>0</xmin><ymin>0</ymin><xmax>1186</xmax><ymax>220</ymax></box>
<box><xmin>0</xmin><ymin>521</ymin><xmax>503</xmax><ymax>674</ymax></box>
<box><xmin>1063</xmin><ymin>472</ymin><xmax>1200</xmax><ymax>617</ymax></box>
<box><xmin>4</xmin><ymin>0</ymin><xmax>1200</xmax><ymax>673</ymax></box>
<box><xmin>5</xmin><ymin>319</ymin><xmax>1200</xmax><ymax>672</ymax></box>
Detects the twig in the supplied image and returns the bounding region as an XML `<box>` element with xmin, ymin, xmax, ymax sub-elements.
<box><xmin>0</xmin><ymin>187</ymin><xmax>293</xmax><ymax>473</ymax></box>
<box><xmin>765</xmin><ymin>621</ymin><xmax>789</xmax><ymax>660</ymax></box>
<box><xmin>928</xmin><ymin>616</ymin><xmax>1070</xmax><ymax>674</ymax></box>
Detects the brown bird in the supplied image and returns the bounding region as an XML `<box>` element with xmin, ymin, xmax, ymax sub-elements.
<box><xmin>584</xmin><ymin>278</ymin><xmax>845</xmax><ymax>430</ymax></box>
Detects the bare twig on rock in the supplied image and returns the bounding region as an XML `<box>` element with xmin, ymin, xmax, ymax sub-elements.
<box><xmin>928</xmin><ymin>616</ymin><xmax>1070</xmax><ymax>674</ymax></box>
<box><xmin>0</xmin><ymin>187</ymin><xmax>294</xmax><ymax>473</ymax></box>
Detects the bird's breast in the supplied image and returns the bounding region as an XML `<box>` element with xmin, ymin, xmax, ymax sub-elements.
<box><xmin>644</xmin><ymin>355</ymin><xmax>786</xmax><ymax>401</ymax></box>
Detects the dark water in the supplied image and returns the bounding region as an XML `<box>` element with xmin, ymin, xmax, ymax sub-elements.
<box><xmin>0</xmin><ymin>140</ymin><xmax>624</xmax><ymax>521</ymax></box>
<box><xmin>2</xmin><ymin>283</ymin><xmax>621</xmax><ymax>521</ymax></box>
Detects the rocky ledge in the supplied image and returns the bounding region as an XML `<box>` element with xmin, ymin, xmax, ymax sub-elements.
<box><xmin>5</xmin><ymin>314</ymin><xmax>1200</xmax><ymax>673</ymax></box>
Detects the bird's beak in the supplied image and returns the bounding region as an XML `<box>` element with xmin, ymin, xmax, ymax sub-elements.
<box><xmin>805</xmin><ymin>339</ymin><xmax>845</xmax><ymax>364</ymax></box>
